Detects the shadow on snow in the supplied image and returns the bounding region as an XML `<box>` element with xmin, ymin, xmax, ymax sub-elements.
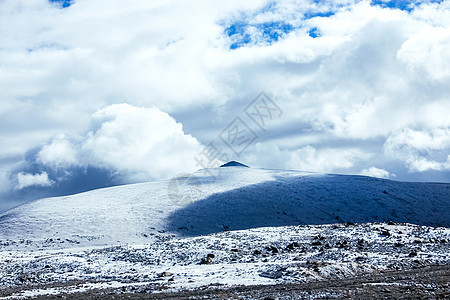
<box><xmin>164</xmin><ymin>174</ymin><xmax>450</xmax><ymax>236</ymax></box>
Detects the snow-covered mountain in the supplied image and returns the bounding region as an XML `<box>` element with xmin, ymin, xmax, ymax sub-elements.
<box><xmin>1</xmin><ymin>165</ymin><xmax>449</xmax><ymax>298</ymax></box>
<box><xmin>0</xmin><ymin>166</ymin><xmax>448</xmax><ymax>248</ymax></box>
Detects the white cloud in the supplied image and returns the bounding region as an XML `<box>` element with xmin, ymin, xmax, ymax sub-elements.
<box><xmin>406</xmin><ymin>156</ymin><xmax>449</xmax><ymax>172</ymax></box>
<box><xmin>384</xmin><ymin>128</ymin><xmax>450</xmax><ymax>172</ymax></box>
<box><xmin>360</xmin><ymin>166</ymin><xmax>391</xmax><ymax>179</ymax></box>
<box><xmin>397</xmin><ymin>26</ymin><xmax>450</xmax><ymax>81</ymax></box>
<box><xmin>0</xmin><ymin>0</ymin><xmax>450</xmax><ymax>206</ymax></box>
<box><xmin>286</xmin><ymin>146</ymin><xmax>370</xmax><ymax>173</ymax></box>
<box><xmin>37</xmin><ymin>135</ymin><xmax>78</xmax><ymax>168</ymax></box>
<box><xmin>34</xmin><ymin>103</ymin><xmax>205</xmax><ymax>182</ymax></box>
<box><xmin>80</xmin><ymin>103</ymin><xmax>204</xmax><ymax>181</ymax></box>
<box><xmin>245</xmin><ymin>142</ymin><xmax>370</xmax><ymax>173</ymax></box>
<box><xmin>385</xmin><ymin>128</ymin><xmax>450</xmax><ymax>151</ymax></box>
<box><xmin>16</xmin><ymin>172</ymin><xmax>54</xmax><ymax>189</ymax></box>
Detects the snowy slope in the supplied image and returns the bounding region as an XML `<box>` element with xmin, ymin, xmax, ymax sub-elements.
<box><xmin>0</xmin><ymin>167</ymin><xmax>449</xmax><ymax>248</ymax></box>
<box><xmin>0</xmin><ymin>166</ymin><xmax>449</xmax><ymax>298</ymax></box>
<box><xmin>1</xmin><ymin>223</ymin><xmax>449</xmax><ymax>298</ymax></box>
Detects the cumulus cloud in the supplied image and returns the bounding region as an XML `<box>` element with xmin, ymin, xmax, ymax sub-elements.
<box><xmin>33</xmin><ymin>103</ymin><xmax>205</xmax><ymax>183</ymax></box>
<box><xmin>384</xmin><ymin>128</ymin><xmax>450</xmax><ymax>172</ymax></box>
<box><xmin>37</xmin><ymin>135</ymin><xmax>78</xmax><ymax>168</ymax></box>
<box><xmin>397</xmin><ymin>26</ymin><xmax>450</xmax><ymax>81</ymax></box>
<box><xmin>16</xmin><ymin>172</ymin><xmax>54</xmax><ymax>189</ymax></box>
<box><xmin>0</xmin><ymin>103</ymin><xmax>206</xmax><ymax>211</ymax></box>
<box><xmin>360</xmin><ymin>166</ymin><xmax>391</xmax><ymax>179</ymax></box>
<box><xmin>80</xmin><ymin>103</ymin><xmax>204</xmax><ymax>181</ymax></box>
<box><xmin>244</xmin><ymin>142</ymin><xmax>371</xmax><ymax>173</ymax></box>
<box><xmin>1</xmin><ymin>0</ymin><xmax>450</xmax><ymax>210</ymax></box>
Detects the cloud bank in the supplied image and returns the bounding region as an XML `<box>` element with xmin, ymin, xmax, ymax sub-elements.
<box><xmin>1</xmin><ymin>0</ymin><xmax>449</xmax><ymax>211</ymax></box>
<box><xmin>16</xmin><ymin>172</ymin><xmax>54</xmax><ymax>189</ymax></box>
<box><xmin>18</xmin><ymin>103</ymin><xmax>203</xmax><ymax>182</ymax></box>
<box><xmin>1</xmin><ymin>103</ymin><xmax>204</xmax><ymax>211</ymax></box>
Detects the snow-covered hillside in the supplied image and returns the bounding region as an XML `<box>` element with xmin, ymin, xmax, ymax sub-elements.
<box><xmin>0</xmin><ymin>166</ymin><xmax>448</xmax><ymax>248</ymax></box>
<box><xmin>0</xmin><ymin>166</ymin><xmax>449</xmax><ymax>298</ymax></box>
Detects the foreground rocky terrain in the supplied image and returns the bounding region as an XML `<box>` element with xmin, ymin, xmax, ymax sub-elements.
<box><xmin>1</xmin><ymin>222</ymin><xmax>449</xmax><ymax>299</ymax></box>
<box><xmin>66</xmin><ymin>265</ymin><xmax>450</xmax><ymax>299</ymax></box>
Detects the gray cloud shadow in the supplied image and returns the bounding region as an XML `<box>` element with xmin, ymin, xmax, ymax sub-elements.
<box><xmin>164</xmin><ymin>174</ymin><xmax>450</xmax><ymax>236</ymax></box>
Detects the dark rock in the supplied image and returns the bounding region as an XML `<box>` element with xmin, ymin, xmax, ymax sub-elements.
<box><xmin>201</xmin><ymin>257</ymin><xmax>213</xmax><ymax>264</ymax></box>
<box><xmin>266</xmin><ymin>246</ymin><xmax>279</xmax><ymax>254</ymax></box>
<box><xmin>220</xmin><ymin>161</ymin><xmax>249</xmax><ymax>168</ymax></box>
<box><xmin>260</xmin><ymin>267</ymin><xmax>286</xmax><ymax>279</ymax></box>
<box><xmin>286</xmin><ymin>242</ymin><xmax>300</xmax><ymax>250</ymax></box>
<box><xmin>158</xmin><ymin>271</ymin><xmax>174</xmax><ymax>277</ymax></box>
<box><xmin>201</xmin><ymin>254</ymin><xmax>215</xmax><ymax>264</ymax></box>
<box><xmin>380</xmin><ymin>230</ymin><xmax>391</xmax><ymax>237</ymax></box>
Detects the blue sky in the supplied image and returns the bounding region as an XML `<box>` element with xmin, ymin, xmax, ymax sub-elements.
<box><xmin>0</xmin><ymin>0</ymin><xmax>449</xmax><ymax>211</ymax></box>
<box><xmin>49</xmin><ymin>0</ymin><xmax>72</xmax><ymax>8</ymax></box>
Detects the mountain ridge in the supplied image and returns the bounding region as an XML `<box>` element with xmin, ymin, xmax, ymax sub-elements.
<box><xmin>0</xmin><ymin>167</ymin><xmax>449</xmax><ymax>249</ymax></box>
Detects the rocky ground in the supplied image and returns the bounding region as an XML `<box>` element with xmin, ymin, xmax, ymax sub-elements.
<box><xmin>1</xmin><ymin>222</ymin><xmax>449</xmax><ymax>299</ymax></box>
<box><xmin>35</xmin><ymin>264</ymin><xmax>449</xmax><ymax>299</ymax></box>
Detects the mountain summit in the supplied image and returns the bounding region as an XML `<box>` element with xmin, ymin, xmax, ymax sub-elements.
<box><xmin>220</xmin><ymin>161</ymin><xmax>249</xmax><ymax>167</ymax></box>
